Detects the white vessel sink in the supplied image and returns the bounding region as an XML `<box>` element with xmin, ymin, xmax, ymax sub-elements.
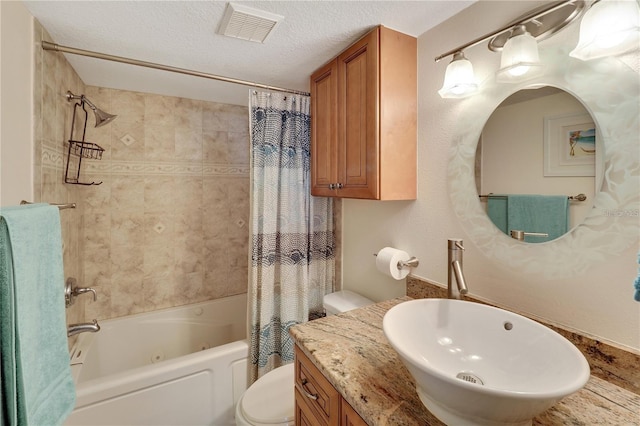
<box><xmin>382</xmin><ymin>299</ymin><xmax>590</xmax><ymax>426</ymax></box>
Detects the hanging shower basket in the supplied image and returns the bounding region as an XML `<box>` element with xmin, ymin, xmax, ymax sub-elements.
<box><xmin>65</xmin><ymin>98</ymin><xmax>105</xmax><ymax>185</ymax></box>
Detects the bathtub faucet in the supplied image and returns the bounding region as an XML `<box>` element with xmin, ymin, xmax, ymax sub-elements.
<box><xmin>68</xmin><ymin>319</ymin><xmax>100</xmax><ymax>337</ymax></box>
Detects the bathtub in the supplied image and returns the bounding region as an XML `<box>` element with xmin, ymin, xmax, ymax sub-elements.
<box><xmin>64</xmin><ymin>294</ymin><xmax>249</xmax><ymax>426</ymax></box>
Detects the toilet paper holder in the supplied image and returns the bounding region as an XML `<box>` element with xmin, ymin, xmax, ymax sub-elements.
<box><xmin>373</xmin><ymin>252</ymin><xmax>420</xmax><ymax>270</ymax></box>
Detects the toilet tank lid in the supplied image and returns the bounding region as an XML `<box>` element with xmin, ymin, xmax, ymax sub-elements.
<box><xmin>323</xmin><ymin>290</ymin><xmax>374</xmax><ymax>313</ymax></box>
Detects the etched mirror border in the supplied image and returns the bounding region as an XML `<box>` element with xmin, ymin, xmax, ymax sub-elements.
<box><xmin>448</xmin><ymin>46</ymin><xmax>639</xmax><ymax>279</ymax></box>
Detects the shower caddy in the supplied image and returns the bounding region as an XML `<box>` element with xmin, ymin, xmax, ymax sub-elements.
<box><xmin>65</xmin><ymin>96</ymin><xmax>104</xmax><ymax>185</ymax></box>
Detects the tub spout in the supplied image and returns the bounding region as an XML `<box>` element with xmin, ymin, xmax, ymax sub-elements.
<box><xmin>68</xmin><ymin>319</ymin><xmax>100</xmax><ymax>337</ymax></box>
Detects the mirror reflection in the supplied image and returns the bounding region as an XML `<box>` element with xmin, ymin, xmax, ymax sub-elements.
<box><xmin>475</xmin><ymin>87</ymin><xmax>600</xmax><ymax>243</ymax></box>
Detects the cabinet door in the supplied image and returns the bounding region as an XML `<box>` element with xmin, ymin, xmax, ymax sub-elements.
<box><xmin>337</xmin><ymin>28</ymin><xmax>379</xmax><ymax>199</ymax></box>
<box><xmin>341</xmin><ymin>399</ymin><xmax>368</xmax><ymax>426</ymax></box>
<box><xmin>296</xmin><ymin>388</ymin><xmax>327</xmax><ymax>426</ymax></box>
<box><xmin>311</xmin><ymin>60</ymin><xmax>338</xmax><ymax>197</ymax></box>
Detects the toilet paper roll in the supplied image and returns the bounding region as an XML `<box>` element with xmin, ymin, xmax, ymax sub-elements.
<box><xmin>376</xmin><ymin>247</ymin><xmax>411</xmax><ymax>280</ymax></box>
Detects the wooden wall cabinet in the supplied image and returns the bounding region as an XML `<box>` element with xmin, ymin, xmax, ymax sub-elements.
<box><xmin>294</xmin><ymin>345</ymin><xmax>368</xmax><ymax>426</ymax></box>
<box><xmin>310</xmin><ymin>26</ymin><xmax>417</xmax><ymax>200</ymax></box>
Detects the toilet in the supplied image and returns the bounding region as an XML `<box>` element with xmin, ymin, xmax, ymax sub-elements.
<box><xmin>235</xmin><ymin>290</ymin><xmax>374</xmax><ymax>426</ymax></box>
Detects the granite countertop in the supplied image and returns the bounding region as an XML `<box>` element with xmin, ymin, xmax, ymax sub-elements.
<box><xmin>289</xmin><ymin>297</ymin><xmax>640</xmax><ymax>425</ymax></box>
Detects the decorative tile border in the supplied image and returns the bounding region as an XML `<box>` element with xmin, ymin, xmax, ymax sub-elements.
<box><xmin>42</xmin><ymin>144</ymin><xmax>64</xmax><ymax>169</ymax></box>
<box><xmin>42</xmin><ymin>152</ymin><xmax>249</xmax><ymax>177</ymax></box>
<box><xmin>406</xmin><ymin>276</ymin><xmax>640</xmax><ymax>396</ymax></box>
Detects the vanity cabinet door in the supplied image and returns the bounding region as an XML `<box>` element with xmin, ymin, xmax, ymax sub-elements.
<box><xmin>295</xmin><ymin>346</ymin><xmax>340</xmax><ymax>425</ymax></box>
<box><xmin>294</xmin><ymin>345</ymin><xmax>368</xmax><ymax>426</ymax></box>
<box><xmin>341</xmin><ymin>399</ymin><xmax>368</xmax><ymax>426</ymax></box>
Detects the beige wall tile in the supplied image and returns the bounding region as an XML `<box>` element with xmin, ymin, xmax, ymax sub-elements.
<box><xmin>145</xmin><ymin>124</ymin><xmax>175</xmax><ymax>161</ymax></box>
<box><xmin>228</xmin><ymin>132</ymin><xmax>249</xmax><ymax>164</ymax></box>
<box><xmin>111</xmin><ymin>89</ymin><xmax>145</xmax><ymax>125</ymax></box>
<box><xmin>175</xmin><ymin>98</ymin><xmax>203</xmax><ymax>130</ymax></box>
<box><xmin>145</xmin><ymin>93</ymin><xmax>176</xmax><ymax>125</ymax></box>
<box><xmin>111</xmin><ymin>121</ymin><xmax>145</xmax><ymax>161</ymax></box>
<box><xmin>144</xmin><ymin>176</ymin><xmax>176</xmax><ymax>213</ymax></box>
<box><xmin>111</xmin><ymin>210</ymin><xmax>144</xmax><ymax>246</ymax></box>
<box><xmin>203</xmin><ymin>129</ymin><xmax>229</xmax><ymax>163</ymax></box>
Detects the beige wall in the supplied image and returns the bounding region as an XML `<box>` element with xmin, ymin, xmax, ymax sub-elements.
<box><xmin>342</xmin><ymin>1</ymin><xmax>640</xmax><ymax>351</ymax></box>
<box><xmin>1</xmin><ymin>1</ymin><xmax>34</xmax><ymax>206</ymax></box>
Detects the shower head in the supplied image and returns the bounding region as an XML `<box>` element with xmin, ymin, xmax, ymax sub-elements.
<box><xmin>66</xmin><ymin>91</ymin><xmax>117</xmax><ymax>127</ymax></box>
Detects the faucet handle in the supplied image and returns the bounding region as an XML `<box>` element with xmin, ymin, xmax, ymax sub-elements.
<box><xmin>448</xmin><ymin>239</ymin><xmax>465</xmax><ymax>250</ymax></box>
<box><xmin>73</xmin><ymin>286</ymin><xmax>97</xmax><ymax>302</ymax></box>
<box><xmin>65</xmin><ymin>277</ymin><xmax>98</xmax><ymax>307</ymax></box>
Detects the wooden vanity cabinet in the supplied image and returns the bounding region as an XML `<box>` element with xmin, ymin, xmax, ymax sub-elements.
<box><xmin>294</xmin><ymin>345</ymin><xmax>368</xmax><ymax>426</ymax></box>
<box><xmin>310</xmin><ymin>25</ymin><xmax>417</xmax><ymax>200</ymax></box>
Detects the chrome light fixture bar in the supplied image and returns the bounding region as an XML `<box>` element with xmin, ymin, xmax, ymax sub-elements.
<box><xmin>435</xmin><ymin>1</ymin><xmax>586</xmax><ymax>98</ymax></box>
<box><xmin>434</xmin><ymin>1</ymin><xmax>585</xmax><ymax>63</ymax></box>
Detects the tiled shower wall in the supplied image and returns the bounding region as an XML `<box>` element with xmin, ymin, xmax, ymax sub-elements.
<box><xmin>34</xmin><ymin>21</ymin><xmax>250</xmax><ymax>323</ymax></box>
<box><xmin>80</xmin><ymin>88</ymin><xmax>250</xmax><ymax>320</ymax></box>
<box><xmin>33</xmin><ymin>21</ymin><xmax>86</xmax><ymax>330</ymax></box>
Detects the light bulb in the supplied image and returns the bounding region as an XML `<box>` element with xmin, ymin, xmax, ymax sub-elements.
<box><xmin>508</xmin><ymin>65</ymin><xmax>531</xmax><ymax>76</ymax></box>
<box><xmin>496</xmin><ymin>25</ymin><xmax>543</xmax><ymax>83</ymax></box>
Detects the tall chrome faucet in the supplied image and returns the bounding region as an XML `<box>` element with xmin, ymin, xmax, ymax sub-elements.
<box><xmin>448</xmin><ymin>239</ymin><xmax>468</xmax><ymax>299</ymax></box>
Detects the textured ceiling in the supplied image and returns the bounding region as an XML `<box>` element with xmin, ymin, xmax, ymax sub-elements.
<box><xmin>23</xmin><ymin>1</ymin><xmax>475</xmax><ymax>106</ymax></box>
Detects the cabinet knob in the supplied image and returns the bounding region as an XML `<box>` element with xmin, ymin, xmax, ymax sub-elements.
<box><xmin>336</xmin><ymin>183</ymin><xmax>343</xmax><ymax>189</ymax></box>
<box><xmin>329</xmin><ymin>183</ymin><xmax>336</xmax><ymax>190</ymax></box>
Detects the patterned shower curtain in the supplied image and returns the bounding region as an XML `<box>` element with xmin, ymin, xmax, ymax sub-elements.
<box><xmin>249</xmin><ymin>91</ymin><xmax>335</xmax><ymax>382</ymax></box>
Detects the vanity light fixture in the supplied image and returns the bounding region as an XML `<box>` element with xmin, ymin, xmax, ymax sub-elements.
<box><xmin>435</xmin><ymin>0</ymin><xmax>586</xmax><ymax>99</ymax></box>
<box><xmin>495</xmin><ymin>25</ymin><xmax>543</xmax><ymax>83</ymax></box>
<box><xmin>570</xmin><ymin>0</ymin><xmax>640</xmax><ymax>60</ymax></box>
<box><xmin>438</xmin><ymin>51</ymin><xmax>478</xmax><ymax>98</ymax></box>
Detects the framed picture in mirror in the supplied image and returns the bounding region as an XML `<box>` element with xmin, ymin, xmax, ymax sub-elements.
<box><xmin>544</xmin><ymin>112</ymin><xmax>596</xmax><ymax>176</ymax></box>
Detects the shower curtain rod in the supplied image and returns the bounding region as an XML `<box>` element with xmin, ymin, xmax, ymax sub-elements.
<box><xmin>42</xmin><ymin>41</ymin><xmax>311</xmax><ymax>97</ymax></box>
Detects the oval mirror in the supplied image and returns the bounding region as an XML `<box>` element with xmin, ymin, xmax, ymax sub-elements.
<box><xmin>447</xmin><ymin>46</ymin><xmax>638</xmax><ymax>279</ymax></box>
<box><xmin>475</xmin><ymin>87</ymin><xmax>601</xmax><ymax>243</ymax></box>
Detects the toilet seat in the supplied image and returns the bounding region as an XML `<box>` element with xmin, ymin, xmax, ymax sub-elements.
<box><xmin>236</xmin><ymin>363</ymin><xmax>295</xmax><ymax>425</ymax></box>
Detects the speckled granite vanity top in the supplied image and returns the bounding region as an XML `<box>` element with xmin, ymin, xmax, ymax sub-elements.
<box><xmin>290</xmin><ymin>297</ymin><xmax>640</xmax><ymax>425</ymax></box>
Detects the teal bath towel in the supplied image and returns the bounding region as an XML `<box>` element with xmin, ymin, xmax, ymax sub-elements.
<box><xmin>487</xmin><ymin>196</ymin><xmax>508</xmax><ymax>234</ymax></box>
<box><xmin>0</xmin><ymin>204</ymin><xmax>76</xmax><ymax>425</ymax></box>
<box><xmin>507</xmin><ymin>195</ymin><xmax>569</xmax><ymax>243</ymax></box>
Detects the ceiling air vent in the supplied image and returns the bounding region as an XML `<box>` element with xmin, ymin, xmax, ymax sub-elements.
<box><xmin>218</xmin><ymin>3</ymin><xmax>283</xmax><ymax>43</ymax></box>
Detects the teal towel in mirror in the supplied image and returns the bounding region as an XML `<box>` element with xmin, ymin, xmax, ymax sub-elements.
<box><xmin>487</xmin><ymin>196</ymin><xmax>508</xmax><ymax>234</ymax></box>
<box><xmin>634</xmin><ymin>252</ymin><xmax>640</xmax><ymax>302</ymax></box>
<box><xmin>0</xmin><ymin>204</ymin><xmax>76</xmax><ymax>426</ymax></box>
<box><xmin>507</xmin><ymin>195</ymin><xmax>569</xmax><ymax>243</ymax></box>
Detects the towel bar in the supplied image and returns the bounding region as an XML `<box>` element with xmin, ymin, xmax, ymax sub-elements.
<box><xmin>478</xmin><ymin>193</ymin><xmax>586</xmax><ymax>201</ymax></box>
<box><xmin>20</xmin><ymin>200</ymin><xmax>76</xmax><ymax>210</ymax></box>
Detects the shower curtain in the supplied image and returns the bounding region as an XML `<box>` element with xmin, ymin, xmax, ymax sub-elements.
<box><xmin>249</xmin><ymin>91</ymin><xmax>334</xmax><ymax>381</ymax></box>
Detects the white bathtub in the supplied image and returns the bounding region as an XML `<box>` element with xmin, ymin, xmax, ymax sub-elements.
<box><xmin>64</xmin><ymin>294</ymin><xmax>249</xmax><ymax>426</ymax></box>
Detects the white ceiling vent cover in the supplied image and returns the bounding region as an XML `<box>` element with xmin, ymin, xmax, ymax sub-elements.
<box><xmin>218</xmin><ymin>3</ymin><xmax>283</xmax><ymax>43</ymax></box>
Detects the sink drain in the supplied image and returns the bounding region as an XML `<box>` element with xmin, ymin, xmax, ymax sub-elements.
<box><xmin>456</xmin><ymin>372</ymin><xmax>484</xmax><ymax>385</ymax></box>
